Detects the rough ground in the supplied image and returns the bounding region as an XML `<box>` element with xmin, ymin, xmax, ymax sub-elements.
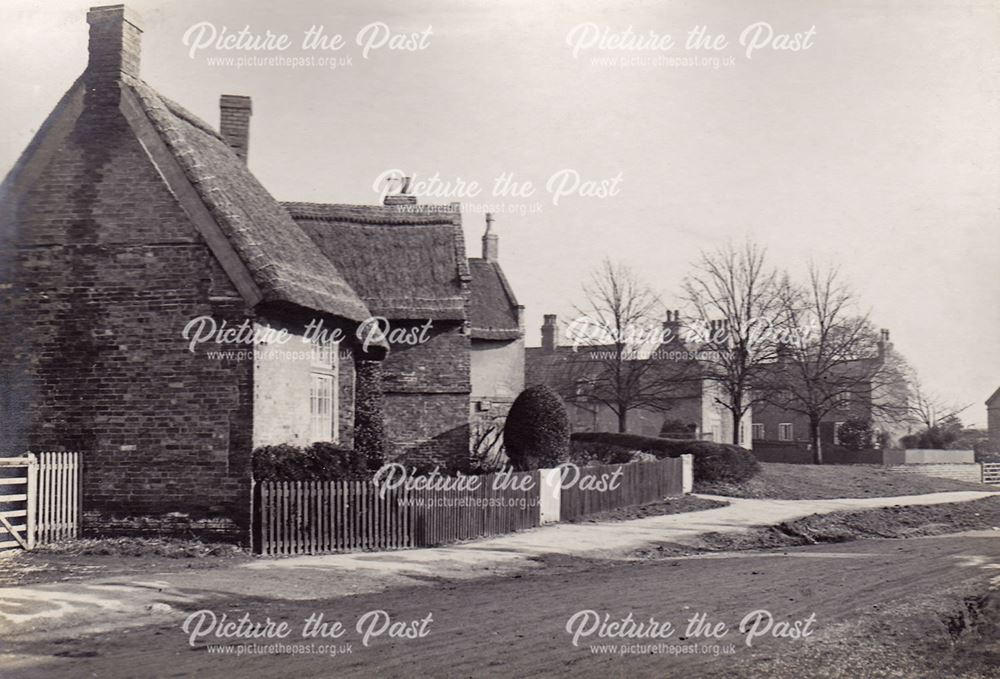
<box><xmin>632</xmin><ymin>495</ymin><xmax>1000</xmax><ymax>557</ymax></box>
<box><xmin>0</xmin><ymin>538</ymin><xmax>250</xmax><ymax>587</ymax></box>
<box><xmin>698</xmin><ymin>462</ymin><xmax>993</xmax><ymax>499</ymax></box>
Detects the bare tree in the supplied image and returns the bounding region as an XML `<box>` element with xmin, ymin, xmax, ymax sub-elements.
<box><xmin>903</xmin><ymin>371</ymin><xmax>970</xmax><ymax>430</ymax></box>
<box><xmin>563</xmin><ymin>259</ymin><xmax>686</xmax><ymax>432</ymax></box>
<box><xmin>681</xmin><ymin>240</ymin><xmax>786</xmax><ymax>445</ymax></box>
<box><xmin>767</xmin><ymin>265</ymin><xmax>908</xmax><ymax>462</ymax></box>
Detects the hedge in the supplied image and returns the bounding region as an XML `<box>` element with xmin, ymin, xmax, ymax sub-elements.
<box><xmin>252</xmin><ymin>442</ymin><xmax>372</xmax><ymax>481</ymax></box>
<box><xmin>570</xmin><ymin>432</ymin><xmax>760</xmax><ymax>484</ymax></box>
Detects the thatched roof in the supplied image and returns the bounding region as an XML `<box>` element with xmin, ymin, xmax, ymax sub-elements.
<box><xmin>284</xmin><ymin>202</ymin><xmax>470</xmax><ymax>321</ymax></box>
<box><xmin>125</xmin><ymin>77</ymin><xmax>371</xmax><ymax>323</ymax></box>
<box><xmin>467</xmin><ymin>258</ymin><xmax>521</xmax><ymax>340</ymax></box>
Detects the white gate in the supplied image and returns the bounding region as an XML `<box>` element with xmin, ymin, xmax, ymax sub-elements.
<box><xmin>0</xmin><ymin>452</ymin><xmax>81</xmax><ymax>551</ymax></box>
<box><xmin>0</xmin><ymin>454</ymin><xmax>37</xmax><ymax>551</ymax></box>
<box><xmin>983</xmin><ymin>462</ymin><xmax>1000</xmax><ymax>486</ymax></box>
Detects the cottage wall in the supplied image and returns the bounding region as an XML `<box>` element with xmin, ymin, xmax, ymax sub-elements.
<box><xmin>0</xmin><ymin>92</ymin><xmax>255</xmax><ymax>539</ymax></box>
<box><xmin>380</xmin><ymin>321</ymin><xmax>471</xmax><ymax>470</ymax></box>
<box><xmin>252</xmin><ymin>318</ymin><xmax>356</xmax><ymax>448</ymax></box>
<box><xmin>470</xmin><ymin>338</ymin><xmax>524</xmax><ymax>401</ymax></box>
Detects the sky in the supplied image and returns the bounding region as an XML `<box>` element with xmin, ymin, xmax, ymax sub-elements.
<box><xmin>2</xmin><ymin>0</ymin><xmax>998</xmax><ymax>425</ymax></box>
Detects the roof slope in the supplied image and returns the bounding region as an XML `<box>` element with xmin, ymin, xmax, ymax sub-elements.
<box><xmin>284</xmin><ymin>202</ymin><xmax>470</xmax><ymax>320</ymax></box>
<box><xmin>467</xmin><ymin>258</ymin><xmax>521</xmax><ymax>340</ymax></box>
<box><xmin>125</xmin><ymin>77</ymin><xmax>370</xmax><ymax>322</ymax></box>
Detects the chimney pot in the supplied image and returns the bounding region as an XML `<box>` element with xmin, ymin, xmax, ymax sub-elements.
<box><xmin>219</xmin><ymin>95</ymin><xmax>252</xmax><ymax>164</ymax></box>
<box><xmin>384</xmin><ymin>175</ymin><xmax>417</xmax><ymax>206</ymax></box>
<box><xmin>541</xmin><ymin>314</ymin><xmax>557</xmax><ymax>352</ymax></box>
<box><xmin>482</xmin><ymin>213</ymin><xmax>499</xmax><ymax>261</ymax></box>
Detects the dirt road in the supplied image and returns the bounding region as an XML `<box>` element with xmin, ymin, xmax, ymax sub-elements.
<box><xmin>3</xmin><ymin>531</ymin><xmax>997</xmax><ymax>678</ymax></box>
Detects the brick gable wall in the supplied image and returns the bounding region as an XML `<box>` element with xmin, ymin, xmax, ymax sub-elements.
<box><xmin>0</xmin><ymin>96</ymin><xmax>256</xmax><ymax>540</ymax></box>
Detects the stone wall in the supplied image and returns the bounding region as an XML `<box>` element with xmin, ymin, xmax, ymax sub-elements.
<box><xmin>885</xmin><ymin>463</ymin><xmax>983</xmax><ymax>484</ymax></box>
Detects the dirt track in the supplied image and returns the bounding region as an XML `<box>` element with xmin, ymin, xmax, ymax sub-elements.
<box><xmin>3</xmin><ymin>531</ymin><xmax>998</xmax><ymax>678</ymax></box>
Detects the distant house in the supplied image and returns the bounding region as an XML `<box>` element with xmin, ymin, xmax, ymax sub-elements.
<box><xmin>0</xmin><ymin>5</ymin><xmax>523</xmax><ymax>538</ymax></box>
<box><xmin>467</xmin><ymin>214</ymin><xmax>525</xmax><ymax>452</ymax></box>
<box><xmin>524</xmin><ymin>313</ymin><xmax>751</xmax><ymax>445</ymax></box>
<box><xmin>752</xmin><ymin>330</ymin><xmax>906</xmax><ymax>448</ymax></box>
<box><xmin>987</xmin><ymin>386</ymin><xmax>1000</xmax><ymax>451</ymax></box>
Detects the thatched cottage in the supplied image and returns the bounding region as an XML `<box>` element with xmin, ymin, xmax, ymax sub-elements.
<box><xmin>0</xmin><ymin>5</ymin><xmax>523</xmax><ymax>539</ymax></box>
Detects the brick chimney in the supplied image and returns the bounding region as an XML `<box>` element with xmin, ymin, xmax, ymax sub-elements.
<box><xmin>541</xmin><ymin>314</ymin><xmax>558</xmax><ymax>352</ymax></box>
<box><xmin>384</xmin><ymin>176</ymin><xmax>417</xmax><ymax>206</ymax></box>
<box><xmin>85</xmin><ymin>5</ymin><xmax>142</xmax><ymax>104</ymax></box>
<box><xmin>662</xmin><ymin>309</ymin><xmax>682</xmax><ymax>347</ymax></box>
<box><xmin>877</xmin><ymin>328</ymin><xmax>892</xmax><ymax>358</ymax></box>
<box><xmin>482</xmin><ymin>213</ymin><xmax>498</xmax><ymax>261</ymax></box>
<box><xmin>219</xmin><ymin>95</ymin><xmax>252</xmax><ymax>164</ymax></box>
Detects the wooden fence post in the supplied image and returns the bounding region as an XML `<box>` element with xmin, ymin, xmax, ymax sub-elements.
<box><xmin>25</xmin><ymin>453</ymin><xmax>38</xmax><ymax>550</ymax></box>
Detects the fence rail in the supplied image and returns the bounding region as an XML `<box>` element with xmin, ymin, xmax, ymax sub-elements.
<box><xmin>560</xmin><ymin>458</ymin><xmax>684</xmax><ymax>522</ymax></box>
<box><xmin>256</xmin><ymin>470</ymin><xmax>540</xmax><ymax>556</ymax></box>
<box><xmin>984</xmin><ymin>462</ymin><xmax>1000</xmax><ymax>486</ymax></box>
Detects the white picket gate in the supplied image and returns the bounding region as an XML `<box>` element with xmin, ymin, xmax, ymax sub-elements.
<box><xmin>983</xmin><ymin>462</ymin><xmax>1000</xmax><ymax>486</ymax></box>
<box><xmin>0</xmin><ymin>452</ymin><xmax>81</xmax><ymax>551</ymax></box>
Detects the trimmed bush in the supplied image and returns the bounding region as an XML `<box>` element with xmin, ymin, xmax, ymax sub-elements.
<box><xmin>837</xmin><ymin>418</ymin><xmax>874</xmax><ymax>450</ymax></box>
<box><xmin>571</xmin><ymin>432</ymin><xmax>760</xmax><ymax>484</ymax></box>
<box><xmin>503</xmin><ymin>385</ymin><xmax>570</xmax><ymax>471</ymax></box>
<box><xmin>253</xmin><ymin>442</ymin><xmax>371</xmax><ymax>481</ymax></box>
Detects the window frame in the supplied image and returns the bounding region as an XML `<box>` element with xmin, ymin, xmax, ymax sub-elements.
<box><xmin>778</xmin><ymin>423</ymin><xmax>793</xmax><ymax>441</ymax></box>
<box><xmin>309</xmin><ymin>339</ymin><xmax>339</xmax><ymax>443</ymax></box>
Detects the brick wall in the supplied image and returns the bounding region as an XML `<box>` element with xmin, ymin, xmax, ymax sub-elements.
<box><xmin>379</xmin><ymin>321</ymin><xmax>471</xmax><ymax>469</ymax></box>
<box><xmin>0</xmin><ymin>89</ymin><xmax>254</xmax><ymax>540</ymax></box>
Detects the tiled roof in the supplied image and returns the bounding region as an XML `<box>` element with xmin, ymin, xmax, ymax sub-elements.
<box><xmin>467</xmin><ymin>258</ymin><xmax>521</xmax><ymax>340</ymax></box>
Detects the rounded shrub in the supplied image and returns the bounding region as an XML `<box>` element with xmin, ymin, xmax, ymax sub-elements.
<box><xmin>503</xmin><ymin>385</ymin><xmax>570</xmax><ymax>471</ymax></box>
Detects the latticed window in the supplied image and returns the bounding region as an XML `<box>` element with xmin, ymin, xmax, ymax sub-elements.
<box><xmin>309</xmin><ymin>340</ymin><xmax>338</xmax><ymax>443</ymax></box>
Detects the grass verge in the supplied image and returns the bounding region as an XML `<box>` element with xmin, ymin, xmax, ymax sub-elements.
<box><xmin>697</xmin><ymin>462</ymin><xmax>992</xmax><ymax>499</ymax></box>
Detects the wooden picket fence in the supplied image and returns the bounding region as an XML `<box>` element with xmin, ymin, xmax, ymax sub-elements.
<box><xmin>255</xmin><ymin>470</ymin><xmax>540</xmax><ymax>556</ymax></box>
<box><xmin>983</xmin><ymin>462</ymin><xmax>1000</xmax><ymax>486</ymax></box>
<box><xmin>408</xmin><ymin>470</ymin><xmax>539</xmax><ymax>547</ymax></box>
<box><xmin>560</xmin><ymin>457</ymin><xmax>684</xmax><ymax>522</ymax></box>
<box><xmin>36</xmin><ymin>452</ymin><xmax>81</xmax><ymax>543</ymax></box>
<box><xmin>0</xmin><ymin>452</ymin><xmax>81</xmax><ymax>551</ymax></box>
<box><xmin>258</xmin><ymin>481</ymin><xmax>411</xmax><ymax>556</ymax></box>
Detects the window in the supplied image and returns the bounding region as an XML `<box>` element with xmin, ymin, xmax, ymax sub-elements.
<box><xmin>833</xmin><ymin>421</ymin><xmax>845</xmax><ymax>445</ymax></box>
<box><xmin>778</xmin><ymin>423</ymin><xmax>793</xmax><ymax>441</ymax></box>
<box><xmin>837</xmin><ymin>392</ymin><xmax>851</xmax><ymax>411</ymax></box>
<box><xmin>310</xmin><ymin>374</ymin><xmax>334</xmax><ymax>442</ymax></box>
<box><xmin>309</xmin><ymin>339</ymin><xmax>339</xmax><ymax>443</ymax></box>
<box><xmin>752</xmin><ymin>423</ymin><xmax>765</xmax><ymax>440</ymax></box>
